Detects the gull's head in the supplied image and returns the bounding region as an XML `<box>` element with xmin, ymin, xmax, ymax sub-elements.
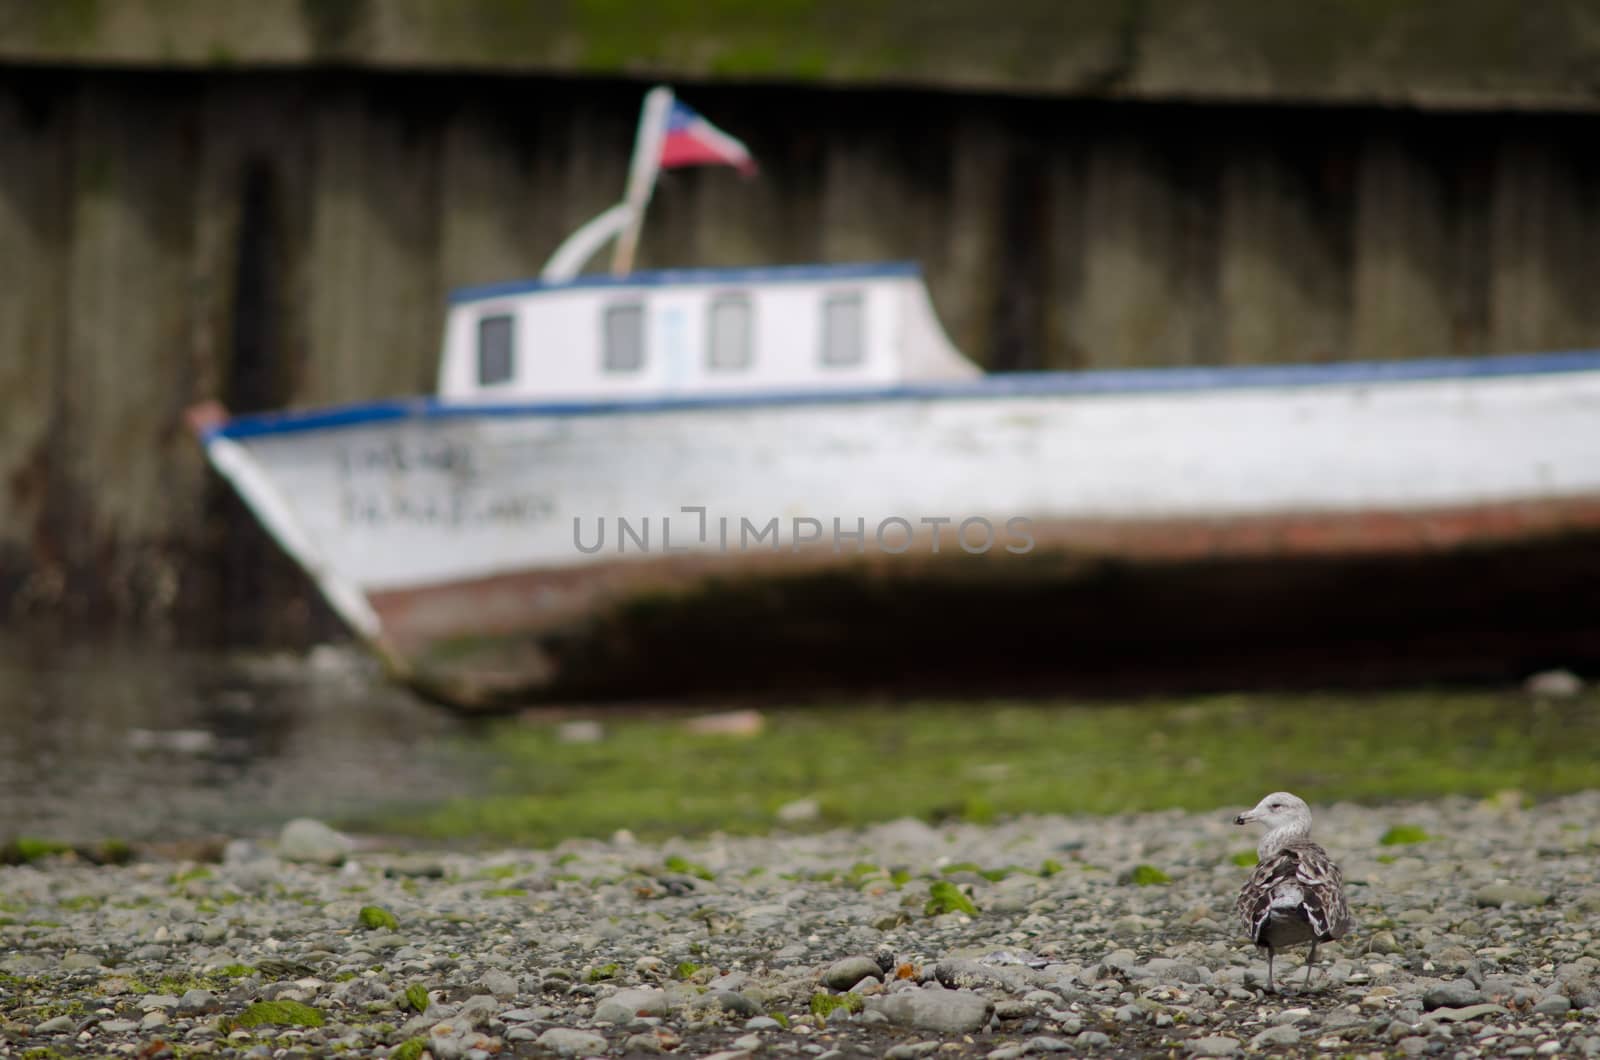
<box><xmin>1233</xmin><ymin>791</ymin><xmax>1312</xmax><ymax>832</ymax></box>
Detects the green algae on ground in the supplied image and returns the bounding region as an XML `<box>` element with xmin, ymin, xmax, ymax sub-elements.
<box><xmin>226</xmin><ymin>1000</ymin><xmax>325</xmax><ymax>1029</ymax></box>
<box><xmin>1</xmin><ymin>838</ymin><xmax>71</xmax><ymax>864</ymax></box>
<box><xmin>359</xmin><ymin>686</ymin><xmax>1600</xmax><ymax>848</ymax></box>
<box><xmin>357</xmin><ymin>905</ymin><xmax>399</xmax><ymax>930</ymax></box>
<box><xmin>1379</xmin><ymin>825</ymin><xmax>1434</xmax><ymax>846</ymax></box>
<box><xmin>585</xmin><ymin>962</ymin><xmax>620</xmax><ymax>983</ymax></box>
<box><xmin>55</xmin><ymin>895</ymin><xmax>101</xmax><ymax>910</ymax></box>
<box><xmin>1230</xmin><ymin>851</ymin><xmax>1259</xmax><ymax>867</ymax></box>
<box><xmin>401</xmin><ymin>983</ymin><xmax>430</xmax><ymax>1014</ymax></box>
<box><xmin>925</xmin><ymin>880</ymin><xmax>978</xmax><ymax>917</ymax></box>
<box><xmin>810</xmin><ymin>992</ymin><xmax>865</xmax><ymax>1022</ymax></box>
<box><xmin>1127</xmin><ymin>864</ymin><xmax>1172</xmax><ymax>886</ymax></box>
<box><xmin>663</xmin><ymin>854</ymin><xmax>716</xmax><ymax>880</ymax></box>
<box><xmin>941</xmin><ymin>861</ymin><xmax>1037</xmax><ymax>882</ymax></box>
<box><xmin>391</xmin><ymin>1040</ymin><xmax>428</xmax><ymax>1060</ymax></box>
<box><xmin>387</xmin><ymin>1039</ymin><xmax>429</xmax><ymax>1060</ymax></box>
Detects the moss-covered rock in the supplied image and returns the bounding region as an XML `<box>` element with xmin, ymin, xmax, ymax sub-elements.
<box><xmin>357</xmin><ymin>905</ymin><xmax>399</xmax><ymax>931</ymax></box>
<box><xmin>227</xmin><ymin>1000</ymin><xmax>325</xmax><ymax>1029</ymax></box>
<box><xmin>924</xmin><ymin>880</ymin><xmax>978</xmax><ymax>917</ymax></box>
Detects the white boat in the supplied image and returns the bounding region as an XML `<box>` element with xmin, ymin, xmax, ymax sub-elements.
<box><xmin>193</xmin><ymin>89</ymin><xmax>1600</xmax><ymax>708</ymax></box>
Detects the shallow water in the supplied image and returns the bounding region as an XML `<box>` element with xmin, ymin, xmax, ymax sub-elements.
<box><xmin>0</xmin><ymin>635</ymin><xmax>489</xmax><ymax>844</ymax></box>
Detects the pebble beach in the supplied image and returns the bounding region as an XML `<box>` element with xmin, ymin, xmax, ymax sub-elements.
<box><xmin>3</xmin><ymin>792</ymin><xmax>1598</xmax><ymax>1059</ymax></box>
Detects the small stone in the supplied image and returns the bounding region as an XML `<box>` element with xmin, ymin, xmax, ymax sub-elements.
<box><xmin>556</xmin><ymin>719</ymin><xmax>604</xmax><ymax>743</ymax></box>
<box><xmin>1525</xmin><ymin>668</ymin><xmax>1583</xmax><ymax>697</ymax></box>
<box><xmin>455</xmin><ymin>994</ymin><xmax>501</xmax><ymax>1028</ymax></box>
<box><xmin>481</xmin><ymin>969</ymin><xmax>519</xmax><ymax>1000</ymax></box>
<box><xmin>1473</xmin><ymin>884</ymin><xmax>1550</xmax><ymax>908</ymax></box>
<box><xmin>1076</xmin><ymin>1030</ymin><xmax>1111</xmax><ymax>1048</ymax></box>
<box><xmin>623</xmin><ymin>1032</ymin><xmax>664</xmax><ymax>1054</ymax></box>
<box><xmin>594</xmin><ymin>988</ymin><xmax>669</xmax><ymax>1023</ymax></box>
<box><xmin>822</xmin><ymin>956</ymin><xmax>887</xmax><ymax>992</ymax></box>
<box><xmin>1397</xmin><ymin>1036</ymin><xmax>1428</xmax><ymax>1056</ymax></box>
<box><xmin>34</xmin><ymin>1015</ymin><xmax>75</xmax><ymax>1034</ymax></box>
<box><xmin>933</xmin><ymin>959</ymin><xmax>1033</xmax><ymax>993</ymax></box>
<box><xmin>1188</xmin><ymin>1035</ymin><xmax>1239</xmax><ymax>1057</ymax></box>
<box><xmin>277</xmin><ymin>818</ymin><xmax>352</xmax><ymax>865</ymax></box>
<box><xmin>993</xmin><ymin>999</ymin><xmax>1034</xmax><ymax>1020</ymax></box>
<box><xmin>884</xmin><ymin>1044</ymin><xmax>942</xmax><ymax>1060</ymax></box>
<box><xmin>1110</xmin><ymin>914</ymin><xmax>1154</xmax><ymax>936</ymax></box>
<box><xmin>98</xmin><ymin>1019</ymin><xmax>139</xmax><ymax>1033</ymax></box>
<box><xmin>60</xmin><ymin>952</ymin><xmax>104</xmax><ymax>971</ymax></box>
<box><xmin>1537</xmin><ymin>1043</ymin><xmax>1562</xmax><ymax>1056</ymax></box>
<box><xmin>141</xmin><ymin>1010</ymin><xmax>169</xmax><ymax>1030</ymax></box>
<box><xmin>714</xmin><ymin>990</ymin><xmax>761</xmax><ymax>1017</ymax></box>
<box><xmin>867</xmin><ymin>986</ymin><xmax>992</xmax><ymax>1034</ymax></box>
<box><xmin>1424</xmin><ymin>981</ymin><xmax>1486</xmax><ymax>1010</ymax></box>
<box><xmin>1027</xmin><ymin>1037</ymin><xmax>1072</xmax><ymax>1053</ymax></box>
<box><xmin>1145</xmin><ymin>958</ymin><xmax>1205</xmax><ymax>983</ymax></box>
<box><xmin>178</xmin><ymin>988</ymin><xmax>220</xmax><ymax>1015</ymax></box>
<box><xmin>746</xmin><ymin>1017</ymin><xmax>783</xmax><ymax>1030</ymax></box>
<box><xmin>1429</xmin><ymin>1004</ymin><xmax>1508</xmax><ymax>1023</ymax></box>
<box><xmin>777</xmin><ymin>798</ymin><xmax>821</xmax><ymax>823</ymax></box>
<box><xmin>1250</xmin><ymin>1026</ymin><xmax>1301</xmax><ymax>1048</ymax></box>
<box><xmin>536</xmin><ymin>1027</ymin><xmax>609</xmax><ymax>1057</ymax></box>
<box><xmin>1367</xmin><ymin>930</ymin><xmax>1403</xmax><ymax>955</ymax></box>
<box><xmin>1533</xmin><ymin>996</ymin><xmax>1571</xmax><ymax>1015</ymax></box>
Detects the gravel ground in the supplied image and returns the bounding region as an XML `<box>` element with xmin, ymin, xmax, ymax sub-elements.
<box><xmin>3</xmin><ymin>792</ymin><xmax>1599</xmax><ymax>1059</ymax></box>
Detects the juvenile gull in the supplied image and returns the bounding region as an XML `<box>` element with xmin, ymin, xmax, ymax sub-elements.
<box><xmin>1233</xmin><ymin>791</ymin><xmax>1351</xmax><ymax>992</ymax></box>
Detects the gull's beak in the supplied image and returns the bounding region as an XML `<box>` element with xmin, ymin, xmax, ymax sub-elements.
<box><xmin>1233</xmin><ymin>811</ymin><xmax>1254</xmax><ymax>825</ymax></box>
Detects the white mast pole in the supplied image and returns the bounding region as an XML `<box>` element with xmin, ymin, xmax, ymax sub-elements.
<box><xmin>610</xmin><ymin>86</ymin><xmax>674</xmax><ymax>277</ymax></box>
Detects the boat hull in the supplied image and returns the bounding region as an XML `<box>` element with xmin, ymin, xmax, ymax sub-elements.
<box><xmin>199</xmin><ymin>355</ymin><xmax>1600</xmax><ymax>709</ymax></box>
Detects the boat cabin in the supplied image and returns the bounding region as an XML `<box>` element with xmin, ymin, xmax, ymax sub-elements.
<box><xmin>436</xmin><ymin>262</ymin><xmax>979</xmax><ymax>402</ymax></box>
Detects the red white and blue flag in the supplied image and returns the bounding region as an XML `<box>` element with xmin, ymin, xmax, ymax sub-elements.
<box><xmin>659</xmin><ymin>100</ymin><xmax>757</xmax><ymax>176</ymax></box>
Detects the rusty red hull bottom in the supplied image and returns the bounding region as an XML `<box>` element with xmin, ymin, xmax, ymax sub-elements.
<box><xmin>366</xmin><ymin>500</ymin><xmax>1600</xmax><ymax>710</ymax></box>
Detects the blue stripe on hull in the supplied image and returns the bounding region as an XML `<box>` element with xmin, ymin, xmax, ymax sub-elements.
<box><xmin>206</xmin><ymin>348</ymin><xmax>1600</xmax><ymax>442</ymax></box>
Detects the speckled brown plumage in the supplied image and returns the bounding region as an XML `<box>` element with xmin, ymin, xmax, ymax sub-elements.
<box><xmin>1233</xmin><ymin>792</ymin><xmax>1352</xmax><ymax>992</ymax></box>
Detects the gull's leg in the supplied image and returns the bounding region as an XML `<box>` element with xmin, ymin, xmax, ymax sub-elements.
<box><xmin>1266</xmin><ymin>948</ymin><xmax>1275</xmax><ymax>994</ymax></box>
<box><xmin>1304</xmin><ymin>939</ymin><xmax>1318</xmax><ymax>990</ymax></box>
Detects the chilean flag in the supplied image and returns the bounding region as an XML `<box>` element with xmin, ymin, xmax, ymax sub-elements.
<box><xmin>659</xmin><ymin>100</ymin><xmax>757</xmax><ymax>176</ymax></box>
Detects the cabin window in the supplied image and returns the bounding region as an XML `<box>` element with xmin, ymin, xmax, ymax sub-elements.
<box><xmin>820</xmin><ymin>292</ymin><xmax>865</xmax><ymax>367</ymax></box>
<box><xmin>603</xmin><ymin>302</ymin><xmax>646</xmax><ymax>373</ymax></box>
<box><xmin>707</xmin><ymin>294</ymin><xmax>752</xmax><ymax>371</ymax></box>
<box><xmin>477</xmin><ymin>314</ymin><xmax>515</xmax><ymax>386</ymax></box>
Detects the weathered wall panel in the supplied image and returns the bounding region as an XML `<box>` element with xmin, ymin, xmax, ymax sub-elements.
<box><xmin>1487</xmin><ymin>134</ymin><xmax>1600</xmax><ymax>354</ymax></box>
<box><xmin>1217</xmin><ymin>140</ymin><xmax>1350</xmax><ymax>365</ymax></box>
<box><xmin>57</xmin><ymin>80</ymin><xmax>203</xmax><ymax>618</ymax></box>
<box><xmin>0</xmin><ymin>78</ymin><xmax>71</xmax><ymax>611</ymax></box>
